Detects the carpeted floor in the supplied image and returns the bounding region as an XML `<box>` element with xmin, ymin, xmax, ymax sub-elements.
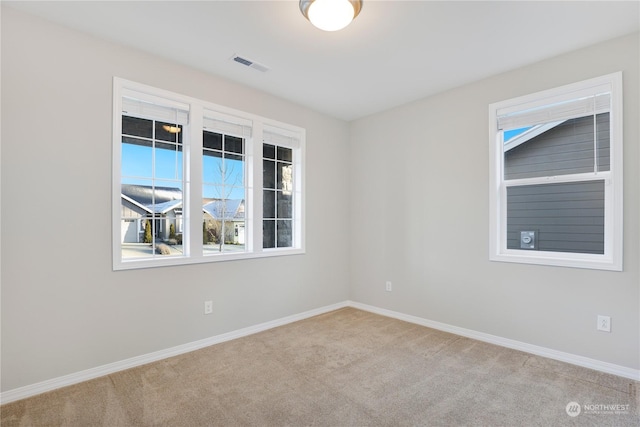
<box><xmin>1</xmin><ymin>307</ymin><xmax>638</xmax><ymax>426</ymax></box>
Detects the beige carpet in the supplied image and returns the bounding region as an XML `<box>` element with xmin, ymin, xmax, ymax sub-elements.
<box><xmin>2</xmin><ymin>307</ymin><xmax>638</xmax><ymax>426</ymax></box>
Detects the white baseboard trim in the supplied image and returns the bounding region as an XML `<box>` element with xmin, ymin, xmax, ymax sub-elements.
<box><xmin>0</xmin><ymin>301</ymin><xmax>350</xmax><ymax>405</ymax></box>
<box><xmin>348</xmin><ymin>301</ymin><xmax>640</xmax><ymax>382</ymax></box>
<box><xmin>2</xmin><ymin>299</ymin><xmax>637</xmax><ymax>404</ymax></box>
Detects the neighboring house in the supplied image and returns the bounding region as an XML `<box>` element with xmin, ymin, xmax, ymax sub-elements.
<box><xmin>121</xmin><ymin>184</ymin><xmax>245</xmax><ymax>245</ymax></box>
<box><xmin>121</xmin><ymin>184</ymin><xmax>183</xmax><ymax>243</ymax></box>
<box><xmin>203</xmin><ymin>198</ymin><xmax>246</xmax><ymax>244</ymax></box>
<box><xmin>503</xmin><ymin>114</ymin><xmax>608</xmax><ymax>254</ymax></box>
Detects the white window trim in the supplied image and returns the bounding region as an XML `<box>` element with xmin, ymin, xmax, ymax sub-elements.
<box><xmin>113</xmin><ymin>78</ymin><xmax>305</xmax><ymax>270</ymax></box>
<box><xmin>488</xmin><ymin>72</ymin><xmax>623</xmax><ymax>271</ymax></box>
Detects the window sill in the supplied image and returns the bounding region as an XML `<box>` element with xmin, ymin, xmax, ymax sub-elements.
<box><xmin>113</xmin><ymin>248</ymin><xmax>306</xmax><ymax>271</ymax></box>
<box><xmin>490</xmin><ymin>250</ymin><xmax>621</xmax><ymax>271</ymax></box>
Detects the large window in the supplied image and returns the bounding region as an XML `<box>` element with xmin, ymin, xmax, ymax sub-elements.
<box><xmin>262</xmin><ymin>129</ymin><xmax>301</xmax><ymax>249</ymax></box>
<box><xmin>113</xmin><ymin>78</ymin><xmax>305</xmax><ymax>270</ymax></box>
<box><xmin>489</xmin><ymin>73</ymin><xmax>623</xmax><ymax>270</ymax></box>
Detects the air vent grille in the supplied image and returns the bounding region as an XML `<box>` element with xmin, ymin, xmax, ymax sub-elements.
<box><xmin>233</xmin><ymin>56</ymin><xmax>252</xmax><ymax>67</ymax></box>
<box><xmin>231</xmin><ymin>54</ymin><xmax>270</xmax><ymax>73</ymax></box>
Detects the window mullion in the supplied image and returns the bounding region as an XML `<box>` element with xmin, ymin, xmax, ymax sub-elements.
<box><xmin>188</xmin><ymin>104</ymin><xmax>204</xmax><ymax>259</ymax></box>
<box><xmin>252</xmin><ymin>122</ymin><xmax>264</xmax><ymax>252</ymax></box>
<box><xmin>504</xmin><ymin>172</ymin><xmax>611</xmax><ymax>188</ymax></box>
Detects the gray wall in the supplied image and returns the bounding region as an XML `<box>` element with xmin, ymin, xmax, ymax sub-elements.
<box><xmin>349</xmin><ymin>33</ymin><xmax>639</xmax><ymax>370</ymax></box>
<box><xmin>1</xmin><ymin>7</ymin><xmax>350</xmax><ymax>391</ymax></box>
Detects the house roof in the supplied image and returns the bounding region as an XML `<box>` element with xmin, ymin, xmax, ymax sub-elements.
<box><xmin>121</xmin><ymin>184</ymin><xmax>182</xmax><ymax>205</ymax></box>
<box><xmin>121</xmin><ymin>193</ymin><xmax>152</xmax><ymax>214</ymax></box>
<box><xmin>122</xmin><ymin>184</ymin><xmax>243</xmax><ymax>219</ymax></box>
<box><xmin>203</xmin><ymin>199</ymin><xmax>245</xmax><ymax>221</ymax></box>
<box><xmin>149</xmin><ymin>199</ymin><xmax>183</xmax><ymax>215</ymax></box>
<box><xmin>503</xmin><ymin>121</ymin><xmax>565</xmax><ymax>153</ymax></box>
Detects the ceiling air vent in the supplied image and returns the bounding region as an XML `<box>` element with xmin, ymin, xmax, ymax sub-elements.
<box><xmin>231</xmin><ymin>54</ymin><xmax>270</xmax><ymax>73</ymax></box>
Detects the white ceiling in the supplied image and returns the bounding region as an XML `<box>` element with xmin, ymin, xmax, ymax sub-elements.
<box><xmin>6</xmin><ymin>1</ymin><xmax>640</xmax><ymax>121</ymax></box>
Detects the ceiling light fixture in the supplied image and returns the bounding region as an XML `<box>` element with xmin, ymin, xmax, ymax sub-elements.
<box><xmin>299</xmin><ymin>0</ymin><xmax>363</xmax><ymax>32</ymax></box>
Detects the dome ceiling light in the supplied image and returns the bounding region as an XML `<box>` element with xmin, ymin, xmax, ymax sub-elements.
<box><xmin>299</xmin><ymin>0</ymin><xmax>363</xmax><ymax>32</ymax></box>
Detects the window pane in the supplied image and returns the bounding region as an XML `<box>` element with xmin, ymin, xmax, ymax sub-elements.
<box><xmin>203</xmin><ymin>131</ymin><xmax>223</xmax><ymax>150</ymax></box>
<box><xmin>222</xmin><ymin>158</ymin><xmax>244</xmax><ymax>189</ymax></box>
<box><xmin>504</xmin><ymin>115</ymin><xmax>607</xmax><ymax>180</ymax></box>
<box><xmin>203</xmin><ymin>199</ymin><xmax>246</xmax><ymax>254</ymax></box>
<box><xmin>263</xmin><ymin>160</ymin><xmax>275</xmax><ymax>188</ymax></box>
<box><xmin>277</xmin><ymin>192</ymin><xmax>292</xmax><ymax>219</ymax></box>
<box><xmin>155</xmin><ymin>143</ymin><xmax>182</xmax><ymax>180</ymax></box>
<box><xmin>263</xmin><ymin>190</ymin><xmax>276</xmax><ymax>218</ymax></box>
<box><xmin>277</xmin><ymin>220</ymin><xmax>292</xmax><ymax>247</ymax></box>
<box><xmin>506</xmin><ymin>181</ymin><xmax>604</xmax><ymax>254</ymax></box>
<box><xmin>122</xmin><ymin>116</ymin><xmax>152</xmax><ymax>138</ymax></box>
<box><xmin>202</xmin><ymin>129</ymin><xmax>246</xmax><ymax>256</ymax></box>
<box><xmin>277</xmin><ymin>163</ymin><xmax>293</xmax><ymax>190</ymax></box>
<box><xmin>263</xmin><ymin>220</ymin><xmax>275</xmax><ymax>248</ymax></box>
<box><xmin>202</xmin><ymin>184</ymin><xmax>216</xmax><ymax>200</ymax></box>
<box><xmin>209</xmin><ymin>156</ymin><xmax>245</xmax><ymax>190</ymax></box>
<box><xmin>204</xmin><ymin>131</ymin><xmax>245</xmax><ymax>190</ymax></box>
<box><xmin>595</xmin><ymin>113</ymin><xmax>610</xmax><ymax>172</ymax></box>
<box><xmin>121</xmin><ymin>122</ymin><xmax>182</xmax><ymax>258</ymax></box>
<box><xmin>277</xmin><ymin>146</ymin><xmax>292</xmax><ymax>162</ymax></box>
<box><xmin>122</xmin><ymin>139</ymin><xmax>152</xmax><ymax>178</ymax></box>
<box><xmin>120</xmin><ymin>180</ymin><xmax>183</xmax><ymax>260</ymax></box>
<box><xmin>203</xmin><ymin>151</ymin><xmax>223</xmax><ymax>183</ymax></box>
<box><xmin>224</xmin><ymin>135</ymin><xmax>243</xmax><ymax>154</ymax></box>
<box><xmin>155</xmin><ymin>121</ymin><xmax>182</xmax><ymax>143</ymax></box>
<box><xmin>263</xmin><ymin>143</ymin><xmax>276</xmax><ymax>159</ymax></box>
<box><xmin>203</xmin><ymin>184</ymin><xmax>242</xmax><ymax>203</ymax></box>
<box><xmin>120</xmin><ymin>191</ymin><xmax>150</xmax><ymax>259</ymax></box>
<box><xmin>263</xmin><ymin>140</ymin><xmax>297</xmax><ymax>250</ymax></box>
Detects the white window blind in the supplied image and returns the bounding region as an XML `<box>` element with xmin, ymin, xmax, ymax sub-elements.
<box><xmin>122</xmin><ymin>96</ymin><xmax>189</xmax><ymax>124</ymax></box>
<box><xmin>203</xmin><ymin>110</ymin><xmax>252</xmax><ymax>138</ymax></box>
<box><xmin>497</xmin><ymin>93</ymin><xmax>610</xmax><ymax>130</ymax></box>
<box><xmin>263</xmin><ymin>125</ymin><xmax>301</xmax><ymax>149</ymax></box>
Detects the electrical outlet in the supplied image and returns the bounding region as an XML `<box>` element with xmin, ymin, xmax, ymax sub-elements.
<box><xmin>385</xmin><ymin>281</ymin><xmax>392</xmax><ymax>292</ymax></box>
<box><xmin>204</xmin><ymin>300</ymin><xmax>213</xmax><ymax>315</ymax></box>
<box><xmin>597</xmin><ymin>315</ymin><xmax>611</xmax><ymax>332</ymax></box>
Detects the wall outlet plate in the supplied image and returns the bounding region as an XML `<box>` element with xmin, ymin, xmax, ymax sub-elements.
<box><xmin>204</xmin><ymin>300</ymin><xmax>213</xmax><ymax>315</ymax></box>
<box><xmin>597</xmin><ymin>315</ymin><xmax>611</xmax><ymax>332</ymax></box>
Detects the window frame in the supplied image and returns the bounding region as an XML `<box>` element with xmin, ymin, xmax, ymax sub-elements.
<box><xmin>113</xmin><ymin>78</ymin><xmax>305</xmax><ymax>270</ymax></box>
<box><xmin>488</xmin><ymin>72</ymin><xmax>623</xmax><ymax>271</ymax></box>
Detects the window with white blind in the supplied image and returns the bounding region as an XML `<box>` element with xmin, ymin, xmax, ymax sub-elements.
<box><xmin>262</xmin><ymin>127</ymin><xmax>303</xmax><ymax>250</ymax></box>
<box><xmin>488</xmin><ymin>72</ymin><xmax>623</xmax><ymax>270</ymax></box>
<box><xmin>113</xmin><ymin>78</ymin><xmax>305</xmax><ymax>270</ymax></box>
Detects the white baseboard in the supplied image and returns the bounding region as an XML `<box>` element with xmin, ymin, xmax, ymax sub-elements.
<box><xmin>0</xmin><ymin>301</ymin><xmax>349</xmax><ymax>405</ymax></box>
<box><xmin>349</xmin><ymin>301</ymin><xmax>640</xmax><ymax>382</ymax></box>
<box><xmin>2</xmin><ymin>299</ymin><xmax>637</xmax><ymax>404</ymax></box>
